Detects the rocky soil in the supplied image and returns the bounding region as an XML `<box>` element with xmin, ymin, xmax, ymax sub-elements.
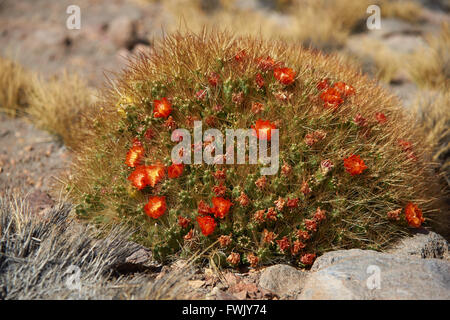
<box><xmin>0</xmin><ymin>0</ymin><xmax>449</xmax><ymax>299</ymax></box>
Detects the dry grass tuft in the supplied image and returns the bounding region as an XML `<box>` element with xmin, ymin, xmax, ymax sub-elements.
<box><xmin>0</xmin><ymin>57</ymin><xmax>33</xmax><ymax>117</ymax></box>
<box><xmin>26</xmin><ymin>72</ymin><xmax>97</xmax><ymax>149</ymax></box>
<box><xmin>408</xmin><ymin>23</ymin><xmax>450</xmax><ymax>89</ymax></box>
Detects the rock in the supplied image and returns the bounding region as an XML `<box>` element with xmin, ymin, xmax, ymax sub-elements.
<box><xmin>108</xmin><ymin>16</ymin><xmax>136</xmax><ymax>48</ymax></box>
<box><xmin>388</xmin><ymin>231</ymin><xmax>449</xmax><ymax>260</ymax></box>
<box><xmin>299</xmin><ymin>249</ymin><xmax>450</xmax><ymax>300</ymax></box>
<box><xmin>259</xmin><ymin>264</ymin><xmax>308</xmax><ymax>299</ymax></box>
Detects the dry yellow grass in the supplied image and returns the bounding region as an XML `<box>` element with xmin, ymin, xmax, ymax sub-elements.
<box><xmin>26</xmin><ymin>72</ymin><xmax>97</xmax><ymax>149</ymax></box>
<box><xmin>408</xmin><ymin>23</ymin><xmax>450</xmax><ymax>89</ymax></box>
<box><xmin>0</xmin><ymin>57</ymin><xmax>33</xmax><ymax>117</ymax></box>
<box><xmin>381</xmin><ymin>0</ymin><xmax>424</xmax><ymax>23</ymax></box>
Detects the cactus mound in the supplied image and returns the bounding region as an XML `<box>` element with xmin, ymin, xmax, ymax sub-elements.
<box><xmin>68</xmin><ymin>31</ymin><xmax>438</xmax><ymax>267</ymax></box>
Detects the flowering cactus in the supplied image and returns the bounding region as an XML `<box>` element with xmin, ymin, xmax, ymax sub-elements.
<box><xmin>68</xmin><ymin>31</ymin><xmax>438</xmax><ymax>267</ymax></box>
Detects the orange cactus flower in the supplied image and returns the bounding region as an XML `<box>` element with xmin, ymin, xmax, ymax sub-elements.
<box><xmin>255</xmin><ymin>175</ymin><xmax>267</xmax><ymax>189</ymax></box>
<box><xmin>153</xmin><ymin>97</ymin><xmax>172</xmax><ymax>118</ymax></box>
<box><xmin>375</xmin><ymin>112</ymin><xmax>387</xmax><ymax>124</ymax></box>
<box><xmin>212</xmin><ymin>169</ymin><xmax>226</xmax><ymax>180</ymax></box>
<box><xmin>251</xmin><ymin>102</ymin><xmax>264</xmax><ymax>114</ymax></box>
<box><xmin>198</xmin><ymin>200</ymin><xmax>211</xmax><ymax>215</ymax></box>
<box><xmin>263</xmin><ymin>229</ymin><xmax>276</xmax><ymax>244</ymax></box>
<box><xmin>405</xmin><ymin>202</ymin><xmax>425</xmax><ymax>228</ymax></box>
<box><xmin>314</xmin><ymin>207</ymin><xmax>327</xmax><ymax>222</ymax></box>
<box><xmin>297</xmin><ymin>229</ymin><xmax>310</xmax><ymax>241</ymax></box>
<box><xmin>291</xmin><ymin>240</ymin><xmax>306</xmax><ymax>255</ymax></box>
<box><xmin>197</xmin><ymin>215</ymin><xmax>217</xmax><ymax>236</ymax></box>
<box><xmin>234</xmin><ymin>49</ymin><xmax>247</xmax><ymax>62</ymax></box>
<box><xmin>227</xmin><ymin>252</ymin><xmax>240</xmax><ymax>265</ymax></box>
<box><xmin>251</xmin><ymin>119</ymin><xmax>277</xmax><ymax>141</ymax></box>
<box><xmin>316</xmin><ymin>78</ymin><xmax>329</xmax><ymax>90</ymax></box>
<box><xmin>343</xmin><ymin>154</ymin><xmax>367</xmax><ymax>176</ymax></box>
<box><xmin>125</xmin><ymin>145</ymin><xmax>145</xmax><ymax>167</ymax></box>
<box><xmin>253</xmin><ymin>210</ymin><xmax>266</xmax><ymax>223</ymax></box>
<box><xmin>274</xmin><ymin>67</ymin><xmax>296</xmax><ymax>85</ymax></box>
<box><xmin>256</xmin><ymin>56</ymin><xmax>276</xmax><ymax>71</ymax></box>
<box><xmin>320</xmin><ymin>87</ymin><xmax>344</xmax><ymax>109</ymax></box>
<box><xmin>144</xmin><ymin>196</ymin><xmax>167</xmax><ymax>219</ymax></box>
<box><xmin>178</xmin><ymin>216</ymin><xmax>191</xmax><ymax>228</ymax></box>
<box><xmin>184</xmin><ymin>229</ymin><xmax>194</xmax><ymax>241</ymax></box>
<box><xmin>300</xmin><ymin>181</ymin><xmax>311</xmax><ymax>195</ymax></box>
<box><xmin>300</xmin><ymin>253</ymin><xmax>316</xmax><ymax>265</ymax></box>
<box><xmin>255</xmin><ymin>73</ymin><xmax>265</xmax><ymax>89</ymax></box>
<box><xmin>237</xmin><ymin>192</ymin><xmax>250</xmax><ymax>207</ymax></box>
<box><xmin>274</xmin><ymin>197</ymin><xmax>286</xmax><ymax>211</ymax></box>
<box><xmin>305</xmin><ymin>219</ymin><xmax>317</xmax><ymax>232</ymax></box>
<box><xmin>218</xmin><ymin>235</ymin><xmax>232</xmax><ymax>247</ymax></box>
<box><xmin>168</xmin><ymin>163</ymin><xmax>184</xmax><ymax>178</ymax></box>
<box><xmin>143</xmin><ymin>164</ymin><xmax>165</xmax><ymax>187</ymax></box>
<box><xmin>128</xmin><ymin>166</ymin><xmax>148</xmax><ymax>190</ymax></box>
<box><xmin>247</xmin><ymin>253</ymin><xmax>259</xmax><ymax>268</ymax></box>
<box><xmin>387</xmin><ymin>208</ymin><xmax>402</xmax><ymax>221</ymax></box>
<box><xmin>208</xmin><ymin>72</ymin><xmax>220</xmax><ymax>87</ymax></box>
<box><xmin>333</xmin><ymin>81</ymin><xmax>355</xmax><ymax>97</ymax></box>
<box><xmin>213</xmin><ymin>184</ymin><xmax>227</xmax><ymax>197</ymax></box>
<box><xmin>281</xmin><ymin>162</ymin><xmax>292</xmax><ymax>176</ymax></box>
<box><xmin>266</xmin><ymin>207</ymin><xmax>277</xmax><ymax>221</ymax></box>
<box><xmin>286</xmin><ymin>197</ymin><xmax>299</xmax><ymax>208</ymax></box>
<box><xmin>276</xmin><ymin>236</ymin><xmax>290</xmax><ymax>253</ymax></box>
<box><xmin>398</xmin><ymin>139</ymin><xmax>413</xmax><ymax>151</ymax></box>
<box><xmin>211</xmin><ymin>197</ymin><xmax>233</xmax><ymax>219</ymax></box>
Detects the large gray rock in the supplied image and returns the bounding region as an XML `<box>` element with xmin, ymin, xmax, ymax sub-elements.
<box><xmin>258</xmin><ymin>264</ymin><xmax>308</xmax><ymax>299</ymax></box>
<box><xmin>299</xmin><ymin>249</ymin><xmax>450</xmax><ymax>300</ymax></box>
<box><xmin>388</xmin><ymin>231</ymin><xmax>449</xmax><ymax>260</ymax></box>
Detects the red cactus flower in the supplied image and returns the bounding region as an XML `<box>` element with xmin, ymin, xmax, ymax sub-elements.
<box><xmin>344</xmin><ymin>154</ymin><xmax>367</xmax><ymax>176</ymax></box>
<box><xmin>274</xmin><ymin>197</ymin><xmax>286</xmax><ymax>211</ymax></box>
<box><xmin>274</xmin><ymin>67</ymin><xmax>296</xmax><ymax>85</ymax></box>
<box><xmin>198</xmin><ymin>200</ymin><xmax>211</xmax><ymax>215</ymax></box>
<box><xmin>286</xmin><ymin>198</ymin><xmax>299</xmax><ymax>208</ymax></box>
<box><xmin>300</xmin><ymin>253</ymin><xmax>316</xmax><ymax>265</ymax></box>
<box><xmin>375</xmin><ymin>112</ymin><xmax>387</xmax><ymax>124</ymax></box>
<box><xmin>213</xmin><ymin>184</ymin><xmax>227</xmax><ymax>197</ymax></box>
<box><xmin>256</xmin><ymin>56</ymin><xmax>276</xmax><ymax>71</ymax></box>
<box><xmin>196</xmin><ymin>215</ymin><xmax>217</xmax><ymax>236</ymax></box>
<box><xmin>354</xmin><ymin>113</ymin><xmax>368</xmax><ymax>127</ymax></box>
<box><xmin>168</xmin><ymin>163</ymin><xmax>183</xmax><ymax>178</ymax></box>
<box><xmin>144</xmin><ymin>196</ymin><xmax>167</xmax><ymax>219</ymax></box>
<box><xmin>144</xmin><ymin>128</ymin><xmax>155</xmax><ymax>140</ymax></box>
<box><xmin>300</xmin><ymin>181</ymin><xmax>311</xmax><ymax>195</ymax></box>
<box><xmin>178</xmin><ymin>216</ymin><xmax>191</xmax><ymax>228</ymax></box>
<box><xmin>125</xmin><ymin>145</ymin><xmax>145</xmax><ymax>168</ymax></box>
<box><xmin>251</xmin><ymin>119</ymin><xmax>277</xmax><ymax>141</ymax></box>
<box><xmin>398</xmin><ymin>139</ymin><xmax>413</xmax><ymax>151</ymax></box>
<box><xmin>305</xmin><ymin>219</ymin><xmax>317</xmax><ymax>232</ymax></box>
<box><xmin>255</xmin><ymin>176</ymin><xmax>267</xmax><ymax>189</ymax></box>
<box><xmin>253</xmin><ymin>210</ymin><xmax>265</xmax><ymax>223</ymax></box>
<box><xmin>184</xmin><ymin>229</ymin><xmax>194</xmax><ymax>241</ymax></box>
<box><xmin>281</xmin><ymin>163</ymin><xmax>292</xmax><ymax>176</ymax></box>
<box><xmin>314</xmin><ymin>207</ymin><xmax>326</xmax><ymax>222</ymax></box>
<box><xmin>387</xmin><ymin>208</ymin><xmax>402</xmax><ymax>221</ymax></box>
<box><xmin>263</xmin><ymin>229</ymin><xmax>276</xmax><ymax>244</ymax></box>
<box><xmin>333</xmin><ymin>81</ymin><xmax>355</xmax><ymax>97</ymax></box>
<box><xmin>195</xmin><ymin>89</ymin><xmax>207</xmax><ymax>100</ymax></box>
<box><xmin>276</xmin><ymin>236</ymin><xmax>290</xmax><ymax>253</ymax></box>
<box><xmin>212</xmin><ymin>169</ymin><xmax>226</xmax><ymax>180</ymax></box>
<box><xmin>405</xmin><ymin>202</ymin><xmax>424</xmax><ymax>228</ymax></box>
<box><xmin>304</xmin><ymin>130</ymin><xmax>327</xmax><ymax>146</ymax></box>
<box><xmin>291</xmin><ymin>240</ymin><xmax>306</xmax><ymax>255</ymax></box>
<box><xmin>316</xmin><ymin>78</ymin><xmax>329</xmax><ymax>90</ymax></box>
<box><xmin>208</xmin><ymin>72</ymin><xmax>220</xmax><ymax>87</ymax></box>
<box><xmin>266</xmin><ymin>207</ymin><xmax>277</xmax><ymax>221</ymax></box>
<box><xmin>227</xmin><ymin>252</ymin><xmax>240</xmax><ymax>265</ymax></box>
<box><xmin>234</xmin><ymin>49</ymin><xmax>247</xmax><ymax>62</ymax></box>
<box><xmin>320</xmin><ymin>87</ymin><xmax>344</xmax><ymax>109</ymax></box>
<box><xmin>297</xmin><ymin>229</ymin><xmax>310</xmax><ymax>241</ymax></box>
<box><xmin>211</xmin><ymin>197</ymin><xmax>233</xmax><ymax>219</ymax></box>
<box><xmin>153</xmin><ymin>97</ymin><xmax>172</xmax><ymax>118</ymax></box>
<box><xmin>218</xmin><ymin>235</ymin><xmax>232</xmax><ymax>247</ymax></box>
<box><xmin>251</xmin><ymin>102</ymin><xmax>264</xmax><ymax>114</ymax></box>
<box><xmin>163</xmin><ymin>116</ymin><xmax>176</xmax><ymax>130</ymax></box>
<box><xmin>247</xmin><ymin>253</ymin><xmax>259</xmax><ymax>267</ymax></box>
<box><xmin>143</xmin><ymin>164</ymin><xmax>165</xmax><ymax>187</ymax></box>
<box><xmin>255</xmin><ymin>73</ymin><xmax>265</xmax><ymax>89</ymax></box>
<box><xmin>237</xmin><ymin>192</ymin><xmax>250</xmax><ymax>207</ymax></box>
<box><xmin>128</xmin><ymin>166</ymin><xmax>148</xmax><ymax>190</ymax></box>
